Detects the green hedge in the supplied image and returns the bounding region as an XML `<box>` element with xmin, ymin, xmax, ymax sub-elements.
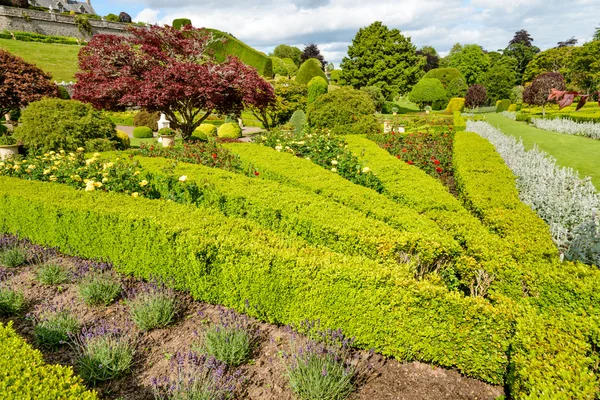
<box><xmin>207</xmin><ymin>29</ymin><xmax>273</xmax><ymax>78</ymax></box>
<box><xmin>0</xmin><ymin>30</ymin><xmax>81</xmax><ymax>45</ymax></box>
<box><xmin>496</xmin><ymin>99</ymin><xmax>511</xmax><ymax>113</ymax></box>
<box><xmin>453</xmin><ymin>111</ymin><xmax>466</xmax><ymax>131</ymax></box>
<box><xmin>125</xmin><ymin>155</ymin><xmax>457</xmax><ymax>264</ymax></box>
<box><xmin>0</xmin><ymin>322</ymin><xmax>97</xmax><ymax>399</ymax></box>
<box><xmin>0</xmin><ymin>176</ymin><xmax>513</xmax><ymax>384</ymax></box>
<box><xmin>295</xmin><ymin>58</ymin><xmax>327</xmax><ymax>85</ymax></box>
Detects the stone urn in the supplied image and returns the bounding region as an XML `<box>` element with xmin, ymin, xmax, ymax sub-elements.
<box><xmin>161</xmin><ymin>135</ymin><xmax>175</xmax><ymax>147</ymax></box>
<box><xmin>0</xmin><ymin>144</ymin><xmax>20</xmax><ymax>160</ymax></box>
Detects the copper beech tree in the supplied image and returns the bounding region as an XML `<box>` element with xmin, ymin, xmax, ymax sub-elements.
<box><xmin>0</xmin><ymin>50</ymin><xmax>58</xmax><ymax>117</ymax></box>
<box><xmin>73</xmin><ymin>25</ymin><xmax>275</xmax><ymax>140</ymax></box>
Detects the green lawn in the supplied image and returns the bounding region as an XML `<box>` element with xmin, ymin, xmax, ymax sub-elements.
<box><xmin>0</xmin><ymin>38</ymin><xmax>80</xmax><ymax>82</ymax></box>
<box><xmin>484</xmin><ymin>113</ymin><xmax>600</xmax><ymax>188</ymax></box>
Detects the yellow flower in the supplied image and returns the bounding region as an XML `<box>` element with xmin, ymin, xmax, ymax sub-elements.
<box><xmin>362</xmin><ymin>167</ymin><xmax>370</xmax><ymax>173</ymax></box>
<box><xmin>0</xmin><ymin>162</ymin><xmax>4</xmax><ymax>167</ymax></box>
<box><xmin>133</xmin><ymin>171</ymin><xmax>140</xmax><ymax>176</ymax></box>
<box><xmin>102</xmin><ymin>177</ymin><xmax>109</xmax><ymax>183</ymax></box>
<box><xmin>139</xmin><ymin>180</ymin><xmax>148</xmax><ymax>187</ymax></box>
<box><xmin>331</xmin><ymin>167</ymin><xmax>337</xmax><ymax>173</ymax></box>
<box><xmin>85</xmin><ymin>159</ymin><xmax>95</xmax><ymax>165</ymax></box>
<box><xmin>131</xmin><ymin>192</ymin><xmax>139</xmax><ymax>198</ymax></box>
<box><xmin>93</xmin><ymin>182</ymin><xmax>103</xmax><ymax>188</ymax></box>
<box><xmin>28</xmin><ymin>164</ymin><xmax>36</xmax><ymax>170</ymax></box>
<box><xmin>76</xmin><ymin>147</ymin><xmax>85</xmax><ymax>152</ymax></box>
<box><xmin>44</xmin><ymin>153</ymin><xmax>50</xmax><ymax>157</ymax></box>
<box><xmin>49</xmin><ymin>176</ymin><xmax>58</xmax><ymax>182</ymax></box>
<box><xmin>83</xmin><ymin>179</ymin><xmax>90</xmax><ymax>183</ymax></box>
<box><xmin>93</xmin><ymin>153</ymin><xmax>101</xmax><ymax>158</ymax></box>
<box><xmin>13</xmin><ymin>165</ymin><xmax>20</xmax><ymax>171</ymax></box>
<box><xmin>85</xmin><ymin>183</ymin><xmax>95</xmax><ymax>192</ymax></box>
<box><xmin>178</xmin><ymin>175</ymin><xmax>187</xmax><ymax>182</ymax></box>
<box><xmin>69</xmin><ymin>153</ymin><xmax>75</xmax><ymax>157</ymax></box>
<box><xmin>43</xmin><ymin>169</ymin><xmax>51</xmax><ymax>175</ymax></box>
<box><xmin>71</xmin><ymin>175</ymin><xmax>82</xmax><ymax>182</ymax></box>
<box><xmin>59</xmin><ymin>150</ymin><xmax>65</xmax><ymax>154</ymax></box>
<box><xmin>49</xmin><ymin>151</ymin><xmax>55</xmax><ymax>155</ymax></box>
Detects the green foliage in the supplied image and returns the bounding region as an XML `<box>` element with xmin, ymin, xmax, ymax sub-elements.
<box><xmin>133</xmin><ymin>110</ymin><xmax>160</xmax><ymax>131</ymax></box>
<box><xmin>360</xmin><ymin>85</ymin><xmax>386</xmax><ymax>112</ymax></box>
<box><xmin>104</xmin><ymin>13</ymin><xmax>120</xmax><ymax>22</ymax></box>
<box><xmin>0</xmin><ymin>287</ymin><xmax>26</xmax><ymax>316</ymax></box>
<box><xmin>128</xmin><ymin>287</ymin><xmax>179</xmax><ymax>331</ymax></box>
<box><xmin>0</xmin><ymin>30</ymin><xmax>81</xmax><ymax>45</ymax></box>
<box><xmin>422</xmin><ymin>68</ymin><xmax>465</xmax><ymax>88</ymax></box>
<box><xmin>75</xmin><ymin>332</ymin><xmax>136</xmax><ymax>385</ymax></box>
<box><xmin>282</xmin><ymin>58</ymin><xmax>298</xmax><ymax>77</ymax></box>
<box><xmin>296</xmin><ymin>58</ymin><xmax>327</xmax><ymax>85</ymax></box>
<box><xmin>329</xmin><ymin>69</ymin><xmax>342</xmax><ymax>85</ymax></box>
<box><xmin>36</xmin><ymin>263</ymin><xmax>70</xmax><ymax>285</ymax></box>
<box><xmin>289</xmin><ymin>110</ymin><xmax>307</xmax><ymax>134</ymax></box>
<box><xmin>447</xmin><ymin>44</ymin><xmax>489</xmax><ymax>85</ymax></box>
<box><xmin>158</xmin><ymin>127</ymin><xmax>175</xmax><ymax>137</ymax></box>
<box><xmin>0</xmin><ymin>322</ymin><xmax>97</xmax><ymax>399</ymax></box>
<box><xmin>522</xmin><ymin>46</ymin><xmax>573</xmax><ymax>84</ymax></box>
<box><xmin>453</xmin><ymin>111</ymin><xmax>466</xmax><ymax>131</ymax></box>
<box><xmin>571</xmin><ymin>40</ymin><xmax>600</xmax><ymax>93</ymax></box>
<box><xmin>14</xmin><ymin>99</ymin><xmax>117</xmax><ymax>152</ymax></box>
<box><xmin>133</xmin><ymin>126</ymin><xmax>154</xmax><ymax>139</ymax></box>
<box><xmin>507</xmin><ymin>104</ymin><xmax>517</xmax><ymax>112</ymax></box>
<box><xmin>78</xmin><ymin>271</ymin><xmax>122</xmax><ymax>306</ymax></box>
<box><xmin>307</xmin><ymin>87</ymin><xmax>379</xmax><ymax>136</ymax></box>
<box><xmin>172</xmin><ymin>18</ymin><xmax>192</xmax><ymax>30</ymax></box>
<box><xmin>503</xmin><ymin>42</ymin><xmax>540</xmax><ymax>84</ymax></box>
<box><xmin>271</xmin><ymin>56</ymin><xmax>286</xmax><ymax>76</ymax></box>
<box><xmin>57</xmin><ymin>86</ymin><xmax>70</xmax><ymax>100</ymax></box>
<box><xmin>192</xmin><ymin>123</ymin><xmax>218</xmax><ymax>140</ymax></box>
<box><xmin>340</xmin><ymin>21</ymin><xmax>424</xmax><ymax>98</ymax></box>
<box><xmin>34</xmin><ymin>310</ymin><xmax>79</xmax><ymax>349</ymax></box>
<box><xmin>0</xmin><ymin>245</ymin><xmax>27</xmax><ymax>267</ymax></box>
<box><xmin>408</xmin><ymin>78</ymin><xmax>446</xmax><ymax>108</ymax></box>
<box><xmin>483</xmin><ymin>63</ymin><xmax>516</xmax><ymax>105</ymax></box>
<box><xmin>208</xmin><ymin>29</ymin><xmax>273</xmax><ymax>78</ymax></box>
<box><xmin>445</xmin><ymin>98</ymin><xmax>465</xmax><ymax>113</ymax></box>
<box><xmin>248</xmin><ymin>77</ymin><xmax>308</xmax><ymax>130</ymax></box>
<box><xmin>307</xmin><ymin>76</ymin><xmax>328</xmax><ymax>104</ymax></box>
<box><xmin>446</xmin><ymin>77</ymin><xmax>468</xmax><ymax>100</ymax></box>
<box><xmin>217</xmin><ymin>122</ymin><xmax>242</xmax><ymax>139</ymax></box>
<box><xmin>0</xmin><ymin>176</ymin><xmax>514</xmax><ymax>384</ymax></box>
<box><xmin>272</xmin><ymin>44</ymin><xmax>302</xmax><ymax>66</ymax></box>
<box><xmin>74</xmin><ymin>15</ymin><xmax>92</xmax><ymax>36</ymax></box>
<box><xmin>496</xmin><ymin>99</ymin><xmax>511</xmax><ymax>113</ymax></box>
<box><xmin>115</xmin><ymin>129</ymin><xmax>130</xmax><ymax>149</ymax></box>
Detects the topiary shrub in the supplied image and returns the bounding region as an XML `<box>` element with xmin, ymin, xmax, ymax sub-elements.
<box><xmin>14</xmin><ymin>99</ymin><xmax>116</xmax><ymax>152</ymax></box>
<box><xmin>330</xmin><ymin>70</ymin><xmax>342</xmax><ymax>85</ymax></box>
<box><xmin>496</xmin><ymin>99</ymin><xmax>511</xmax><ymax>113</ymax></box>
<box><xmin>307</xmin><ymin>87</ymin><xmax>379</xmax><ymax>135</ymax></box>
<box><xmin>282</xmin><ymin>58</ymin><xmax>298</xmax><ymax>77</ymax></box>
<box><xmin>289</xmin><ymin>110</ymin><xmax>307</xmax><ymax>134</ymax></box>
<box><xmin>118</xmin><ymin>12</ymin><xmax>132</xmax><ymax>23</ymax></box>
<box><xmin>307</xmin><ymin>76</ymin><xmax>328</xmax><ymax>104</ymax></box>
<box><xmin>133</xmin><ymin>110</ymin><xmax>159</xmax><ymax>131</ymax></box>
<box><xmin>446</xmin><ymin>78</ymin><xmax>468</xmax><ymax>99</ymax></box>
<box><xmin>192</xmin><ymin>124</ymin><xmax>218</xmax><ymax>141</ymax></box>
<box><xmin>465</xmin><ymin>84</ymin><xmax>487</xmax><ymax>109</ymax></box>
<box><xmin>295</xmin><ymin>58</ymin><xmax>327</xmax><ymax>85</ymax></box>
<box><xmin>133</xmin><ymin>126</ymin><xmax>153</xmax><ymax>139</ymax></box>
<box><xmin>408</xmin><ymin>78</ymin><xmax>446</xmax><ymax>109</ymax></box>
<box><xmin>271</xmin><ymin>57</ymin><xmax>287</xmax><ymax>76</ymax></box>
<box><xmin>217</xmin><ymin>122</ymin><xmax>242</xmax><ymax>139</ymax></box>
<box><xmin>172</xmin><ymin>18</ymin><xmax>191</xmax><ymax>30</ymax></box>
<box><xmin>423</xmin><ymin>68</ymin><xmax>465</xmax><ymax>88</ymax></box>
<box><xmin>508</xmin><ymin>104</ymin><xmax>517</xmax><ymax>112</ymax></box>
<box><xmin>57</xmin><ymin>86</ymin><xmax>71</xmax><ymax>100</ymax></box>
<box><xmin>446</xmin><ymin>98</ymin><xmax>465</xmax><ymax>113</ymax></box>
<box><xmin>115</xmin><ymin>129</ymin><xmax>130</xmax><ymax>149</ymax></box>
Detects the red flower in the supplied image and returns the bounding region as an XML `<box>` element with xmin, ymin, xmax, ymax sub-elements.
<box><xmin>211</xmin><ymin>153</ymin><xmax>217</xmax><ymax>159</ymax></box>
<box><xmin>407</xmin><ymin>160</ymin><xmax>414</xmax><ymax>165</ymax></box>
<box><xmin>402</xmin><ymin>148</ymin><xmax>407</xmax><ymax>152</ymax></box>
<box><xmin>254</xmin><ymin>171</ymin><xmax>260</xmax><ymax>176</ymax></box>
<box><xmin>436</xmin><ymin>167</ymin><xmax>443</xmax><ymax>173</ymax></box>
<box><xmin>396</xmin><ymin>155</ymin><xmax>401</xmax><ymax>159</ymax></box>
<box><xmin>433</xmin><ymin>159</ymin><xmax>440</xmax><ymax>165</ymax></box>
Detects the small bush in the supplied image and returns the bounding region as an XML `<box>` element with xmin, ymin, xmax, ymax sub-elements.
<box><xmin>127</xmin><ymin>285</ymin><xmax>179</xmax><ymax>331</ymax></box>
<box><xmin>0</xmin><ymin>245</ymin><xmax>27</xmax><ymax>267</ymax></box>
<box><xmin>104</xmin><ymin>13</ymin><xmax>120</xmax><ymax>22</ymax></box>
<box><xmin>508</xmin><ymin>104</ymin><xmax>517</xmax><ymax>112</ymax></box>
<box><xmin>289</xmin><ymin>110</ymin><xmax>307</xmax><ymax>134</ymax></box>
<box><xmin>408</xmin><ymin>78</ymin><xmax>447</xmax><ymax>109</ymax></box>
<box><xmin>0</xmin><ymin>287</ymin><xmax>26</xmax><ymax>316</ymax></box>
<box><xmin>194</xmin><ymin>309</ymin><xmax>257</xmax><ymax>367</ymax></box>
<box><xmin>446</xmin><ymin>98</ymin><xmax>465</xmax><ymax>113</ymax></box>
<box><xmin>296</xmin><ymin>58</ymin><xmax>327</xmax><ymax>85</ymax></box>
<box><xmin>114</xmin><ymin>129</ymin><xmax>130</xmax><ymax>149</ymax></box>
<box><xmin>172</xmin><ymin>18</ymin><xmax>192</xmax><ymax>30</ymax></box>
<box><xmin>85</xmin><ymin>138</ymin><xmax>117</xmax><ymax>152</ymax></box>
<box><xmin>57</xmin><ymin>86</ymin><xmax>71</xmax><ymax>100</ymax></box>
<box><xmin>13</xmin><ymin>99</ymin><xmax>116</xmax><ymax>153</ymax></box>
<box><xmin>360</xmin><ymin>86</ymin><xmax>386</xmax><ymax>112</ymax></box>
<box><xmin>78</xmin><ymin>272</ymin><xmax>122</xmax><ymax>306</ymax></box>
<box><xmin>496</xmin><ymin>99</ymin><xmax>511</xmax><ymax>113</ymax></box>
<box><xmin>74</xmin><ymin>326</ymin><xmax>136</xmax><ymax>385</ymax></box>
<box><xmin>34</xmin><ymin>310</ymin><xmax>79</xmax><ymax>348</ymax></box>
<box><xmin>192</xmin><ymin>124</ymin><xmax>218</xmax><ymax>141</ymax></box>
<box><xmin>36</xmin><ymin>263</ymin><xmax>70</xmax><ymax>285</ymax></box>
<box><xmin>446</xmin><ymin>78</ymin><xmax>468</xmax><ymax>99</ymax></box>
<box><xmin>465</xmin><ymin>84</ymin><xmax>487</xmax><ymax>109</ymax></box>
<box><xmin>218</xmin><ymin>122</ymin><xmax>242</xmax><ymax>139</ymax></box>
<box><xmin>133</xmin><ymin>126</ymin><xmax>154</xmax><ymax>139</ymax></box>
<box><xmin>423</xmin><ymin>68</ymin><xmax>465</xmax><ymax>88</ymax></box>
<box><xmin>307</xmin><ymin>76</ymin><xmax>328</xmax><ymax>104</ymax></box>
<box><xmin>158</xmin><ymin>127</ymin><xmax>176</xmax><ymax>137</ymax></box>
<box><xmin>133</xmin><ymin>110</ymin><xmax>160</xmax><ymax>131</ymax></box>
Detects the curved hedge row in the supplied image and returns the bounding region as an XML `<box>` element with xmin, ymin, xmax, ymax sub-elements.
<box><xmin>0</xmin><ymin>322</ymin><xmax>97</xmax><ymax>399</ymax></box>
<box><xmin>207</xmin><ymin>29</ymin><xmax>273</xmax><ymax>78</ymax></box>
<box><xmin>0</xmin><ymin>176</ymin><xmax>513</xmax><ymax>384</ymax></box>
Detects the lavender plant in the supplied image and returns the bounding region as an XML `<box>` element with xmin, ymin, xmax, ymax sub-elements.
<box><xmin>36</xmin><ymin>263</ymin><xmax>71</xmax><ymax>285</ymax></box>
<box><xmin>33</xmin><ymin>305</ymin><xmax>80</xmax><ymax>348</ymax></box>
<box><xmin>151</xmin><ymin>351</ymin><xmax>243</xmax><ymax>400</ymax></box>
<box><xmin>73</xmin><ymin>323</ymin><xmax>136</xmax><ymax>385</ymax></box>
<box><xmin>467</xmin><ymin>120</ymin><xmax>600</xmax><ymax>265</ymax></box>
<box><xmin>194</xmin><ymin>308</ymin><xmax>259</xmax><ymax>367</ymax></box>
<box><xmin>78</xmin><ymin>270</ymin><xmax>122</xmax><ymax>306</ymax></box>
<box><xmin>531</xmin><ymin>117</ymin><xmax>600</xmax><ymax>140</ymax></box>
<box><xmin>127</xmin><ymin>282</ymin><xmax>179</xmax><ymax>331</ymax></box>
<box><xmin>0</xmin><ymin>286</ymin><xmax>26</xmax><ymax>316</ymax></box>
<box><xmin>0</xmin><ymin>245</ymin><xmax>27</xmax><ymax>268</ymax></box>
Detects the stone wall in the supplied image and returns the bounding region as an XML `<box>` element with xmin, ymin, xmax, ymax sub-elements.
<box><xmin>0</xmin><ymin>6</ymin><xmax>132</xmax><ymax>39</ymax></box>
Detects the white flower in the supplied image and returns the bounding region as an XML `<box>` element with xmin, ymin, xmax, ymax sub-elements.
<box><xmin>179</xmin><ymin>175</ymin><xmax>187</xmax><ymax>182</ymax></box>
<box><xmin>331</xmin><ymin>160</ymin><xmax>338</xmax><ymax>166</ymax></box>
<box><xmin>275</xmin><ymin>145</ymin><xmax>283</xmax><ymax>152</ymax></box>
<box><xmin>331</xmin><ymin>167</ymin><xmax>337</xmax><ymax>173</ymax></box>
<box><xmin>362</xmin><ymin>167</ymin><xmax>370</xmax><ymax>173</ymax></box>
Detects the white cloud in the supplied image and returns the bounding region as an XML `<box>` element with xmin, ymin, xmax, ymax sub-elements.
<box><xmin>129</xmin><ymin>0</ymin><xmax>600</xmax><ymax>66</ymax></box>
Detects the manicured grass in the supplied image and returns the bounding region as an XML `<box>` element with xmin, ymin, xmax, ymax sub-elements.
<box><xmin>484</xmin><ymin>113</ymin><xmax>600</xmax><ymax>189</ymax></box>
<box><xmin>0</xmin><ymin>38</ymin><xmax>79</xmax><ymax>82</ymax></box>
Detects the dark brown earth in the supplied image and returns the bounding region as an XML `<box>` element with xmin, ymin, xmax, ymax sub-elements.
<box><xmin>2</xmin><ymin>253</ymin><xmax>504</xmax><ymax>400</ymax></box>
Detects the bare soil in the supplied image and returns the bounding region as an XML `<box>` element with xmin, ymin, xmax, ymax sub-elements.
<box><xmin>1</xmin><ymin>251</ymin><xmax>504</xmax><ymax>400</ymax></box>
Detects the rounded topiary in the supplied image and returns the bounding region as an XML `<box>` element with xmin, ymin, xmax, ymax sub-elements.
<box><xmin>508</xmin><ymin>104</ymin><xmax>517</xmax><ymax>112</ymax></box>
<box><xmin>14</xmin><ymin>99</ymin><xmax>116</xmax><ymax>152</ymax></box>
<box><xmin>133</xmin><ymin>126</ymin><xmax>153</xmax><ymax>139</ymax></box>
<box><xmin>282</xmin><ymin>58</ymin><xmax>298</xmax><ymax>77</ymax></box>
<box><xmin>295</xmin><ymin>58</ymin><xmax>327</xmax><ymax>85</ymax></box>
<box><xmin>158</xmin><ymin>127</ymin><xmax>175</xmax><ymax>137</ymax></box>
<box><xmin>408</xmin><ymin>78</ymin><xmax>447</xmax><ymax>109</ymax></box>
<box><xmin>307</xmin><ymin>76</ymin><xmax>328</xmax><ymax>104</ymax></box>
<box><xmin>271</xmin><ymin>57</ymin><xmax>287</xmax><ymax>76</ymax></box>
<box><xmin>115</xmin><ymin>129</ymin><xmax>130</xmax><ymax>149</ymax></box>
<box><xmin>133</xmin><ymin>110</ymin><xmax>159</xmax><ymax>131</ymax></box>
<box><xmin>496</xmin><ymin>99</ymin><xmax>511</xmax><ymax>113</ymax></box>
<box><xmin>172</xmin><ymin>18</ymin><xmax>191</xmax><ymax>30</ymax></box>
<box><xmin>445</xmin><ymin>98</ymin><xmax>465</xmax><ymax>113</ymax></box>
<box><xmin>118</xmin><ymin>12</ymin><xmax>132</xmax><ymax>23</ymax></box>
<box><xmin>446</xmin><ymin>78</ymin><xmax>468</xmax><ymax>99</ymax></box>
<box><xmin>192</xmin><ymin>123</ymin><xmax>217</xmax><ymax>140</ymax></box>
<box><xmin>57</xmin><ymin>86</ymin><xmax>71</xmax><ymax>100</ymax></box>
<box><xmin>217</xmin><ymin>122</ymin><xmax>242</xmax><ymax>139</ymax></box>
<box><xmin>288</xmin><ymin>110</ymin><xmax>307</xmax><ymax>134</ymax></box>
<box><xmin>423</xmin><ymin>68</ymin><xmax>465</xmax><ymax>89</ymax></box>
<box><xmin>465</xmin><ymin>84</ymin><xmax>487</xmax><ymax>108</ymax></box>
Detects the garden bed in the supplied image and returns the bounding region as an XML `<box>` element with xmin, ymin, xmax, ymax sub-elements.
<box><xmin>0</xmin><ymin>237</ymin><xmax>503</xmax><ymax>400</ymax></box>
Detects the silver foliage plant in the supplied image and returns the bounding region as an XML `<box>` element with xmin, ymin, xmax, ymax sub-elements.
<box><xmin>466</xmin><ymin>120</ymin><xmax>600</xmax><ymax>266</ymax></box>
<box><xmin>531</xmin><ymin>117</ymin><xmax>600</xmax><ymax>140</ymax></box>
<box><xmin>501</xmin><ymin>111</ymin><xmax>517</xmax><ymax>120</ymax></box>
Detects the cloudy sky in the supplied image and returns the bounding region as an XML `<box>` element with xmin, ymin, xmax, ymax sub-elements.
<box><xmin>92</xmin><ymin>0</ymin><xmax>599</xmax><ymax>66</ymax></box>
